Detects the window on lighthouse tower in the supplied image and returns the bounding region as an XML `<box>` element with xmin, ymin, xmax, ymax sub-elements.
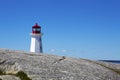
<box><xmin>32</xmin><ymin>23</ymin><xmax>41</xmax><ymax>34</ymax></box>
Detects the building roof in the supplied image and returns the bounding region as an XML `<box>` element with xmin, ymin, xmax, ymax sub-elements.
<box><xmin>32</xmin><ymin>23</ymin><xmax>41</xmax><ymax>28</ymax></box>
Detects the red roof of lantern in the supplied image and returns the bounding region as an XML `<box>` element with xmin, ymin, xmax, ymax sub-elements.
<box><xmin>32</xmin><ymin>23</ymin><xmax>41</xmax><ymax>28</ymax></box>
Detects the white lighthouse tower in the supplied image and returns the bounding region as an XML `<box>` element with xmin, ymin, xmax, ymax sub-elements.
<box><xmin>30</xmin><ymin>23</ymin><xmax>43</xmax><ymax>53</ymax></box>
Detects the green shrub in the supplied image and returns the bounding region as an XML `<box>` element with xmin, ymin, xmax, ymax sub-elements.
<box><xmin>0</xmin><ymin>70</ymin><xmax>4</xmax><ymax>75</ymax></box>
<box><xmin>16</xmin><ymin>71</ymin><xmax>32</xmax><ymax>80</ymax></box>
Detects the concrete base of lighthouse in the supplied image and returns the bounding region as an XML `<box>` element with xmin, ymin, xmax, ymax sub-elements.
<box><xmin>30</xmin><ymin>34</ymin><xmax>43</xmax><ymax>53</ymax></box>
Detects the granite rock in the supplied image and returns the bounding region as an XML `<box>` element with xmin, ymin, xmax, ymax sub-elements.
<box><xmin>0</xmin><ymin>49</ymin><xmax>120</xmax><ymax>80</ymax></box>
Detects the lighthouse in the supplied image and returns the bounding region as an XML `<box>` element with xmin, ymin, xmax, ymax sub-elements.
<box><xmin>30</xmin><ymin>23</ymin><xmax>43</xmax><ymax>53</ymax></box>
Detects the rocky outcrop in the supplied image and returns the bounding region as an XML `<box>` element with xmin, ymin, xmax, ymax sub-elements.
<box><xmin>0</xmin><ymin>49</ymin><xmax>120</xmax><ymax>80</ymax></box>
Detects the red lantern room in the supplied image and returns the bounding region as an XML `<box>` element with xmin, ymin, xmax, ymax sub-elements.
<box><xmin>32</xmin><ymin>23</ymin><xmax>41</xmax><ymax>34</ymax></box>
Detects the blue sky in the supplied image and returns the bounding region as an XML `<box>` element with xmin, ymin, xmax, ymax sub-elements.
<box><xmin>0</xmin><ymin>0</ymin><xmax>120</xmax><ymax>60</ymax></box>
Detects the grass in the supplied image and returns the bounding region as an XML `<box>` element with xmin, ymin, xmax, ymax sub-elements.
<box><xmin>0</xmin><ymin>70</ymin><xmax>4</xmax><ymax>75</ymax></box>
<box><xmin>0</xmin><ymin>70</ymin><xmax>32</xmax><ymax>80</ymax></box>
<box><xmin>16</xmin><ymin>71</ymin><xmax>32</xmax><ymax>80</ymax></box>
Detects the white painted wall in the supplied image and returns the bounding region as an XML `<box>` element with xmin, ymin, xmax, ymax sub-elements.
<box><xmin>30</xmin><ymin>34</ymin><xmax>43</xmax><ymax>53</ymax></box>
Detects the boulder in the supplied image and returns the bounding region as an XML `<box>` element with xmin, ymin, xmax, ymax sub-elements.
<box><xmin>0</xmin><ymin>49</ymin><xmax>120</xmax><ymax>80</ymax></box>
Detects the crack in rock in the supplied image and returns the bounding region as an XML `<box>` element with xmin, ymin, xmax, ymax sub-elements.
<box><xmin>0</xmin><ymin>60</ymin><xmax>6</xmax><ymax>65</ymax></box>
<box><xmin>52</xmin><ymin>56</ymin><xmax>66</xmax><ymax>65</ymax></box>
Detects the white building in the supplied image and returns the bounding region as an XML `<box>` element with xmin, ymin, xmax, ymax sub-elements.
<box><xmin>30</xmin><ymin>23</ymin><xmax>43</xmax><ymax>53</ymax></box>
